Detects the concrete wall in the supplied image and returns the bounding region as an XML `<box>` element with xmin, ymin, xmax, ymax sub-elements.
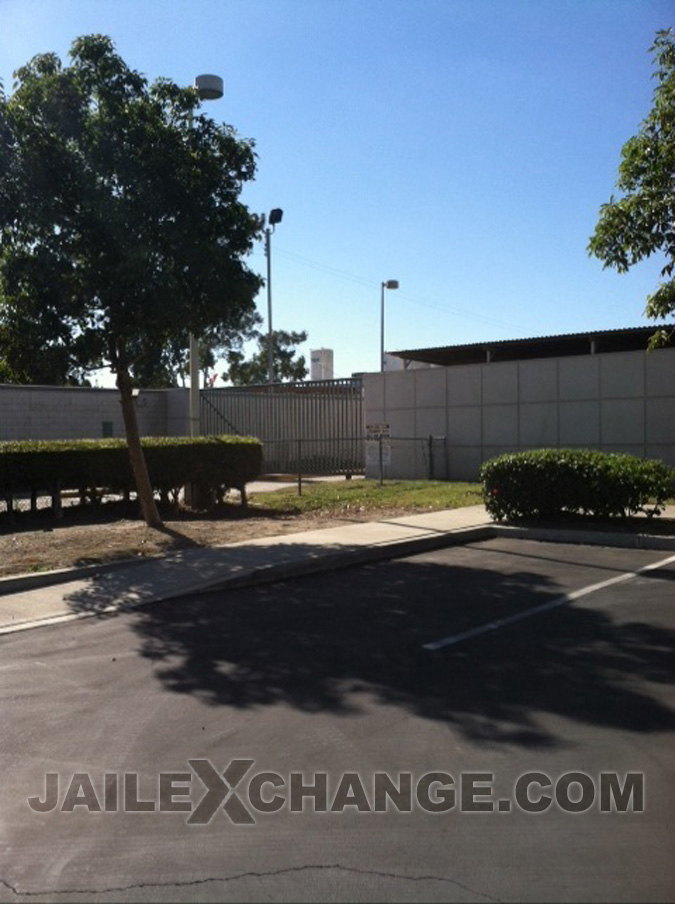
<box><xmin>363</xmin><ymin>347</ymin><xmax>675</xmax><ymax>480</ymax></box>
<box><xmin>0</xmin><ymin>385</ymin><xmax>189</xmax><ymax>441</ymax></box>
<box><xmin>166</xmin><ymin>389</ymin><xmax>190</xmax><ymax>437</ymax></box>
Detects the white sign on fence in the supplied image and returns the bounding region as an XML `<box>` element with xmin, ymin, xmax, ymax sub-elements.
<box><xmin>366</xmin><ymin>442</ymin><xmax>392</xmax><ymax>467</ymax></box>
<box><xmin>366</xmin><ymin>423</ymin><xmax>390</xmax><ymax>440</ymax></box>
<box><xmin>365</xmin><ymin>423</ymin><xmax>392</xmax><ymax>467</ymax></box>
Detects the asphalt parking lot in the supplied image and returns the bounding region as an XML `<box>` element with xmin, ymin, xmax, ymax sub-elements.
<box><xmin>1</xmin><ymin>537</ymin><xmax>674</xmax><ymax>902</ymax></box>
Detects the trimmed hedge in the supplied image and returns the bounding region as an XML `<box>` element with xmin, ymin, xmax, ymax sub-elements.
<box><xmin>0</xmin><ymin>435</ymin><xmax>263</xmax><ymax>506</ymax></box>
<box><xmin>481</xmin><ymin>449</ymin><xmax>675</xmax><ymax>521</ymax></box>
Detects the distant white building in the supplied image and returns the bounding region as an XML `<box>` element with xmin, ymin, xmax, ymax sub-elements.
<box><xmin>383</xmin><ymin>353</ymin><xmax>430</xmax><ymax>372</ymax></box>
<box><xmin>382</xmin><ymin>353</ymin><xmax>404</xmax><ymax>372</ymax></box>
<box><xmin>310</xmin><ymin>348</ymin><xmax>334</xmax><ymax>381</ymax></box>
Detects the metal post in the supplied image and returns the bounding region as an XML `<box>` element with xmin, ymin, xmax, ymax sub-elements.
<box><xmin>186</xmin><ymin>75</ymin><xmax>223</xmax><ymax>436</ymax></box>
<box><xmin>297</xmin><ymin>438</ymin><xmax>302</xmax><ymax>496</ymax></box>
<box><xmin>52</xmin><ymin>480</ymin><xmax>63</xmax><ymax>521</ymax></box>
<box><xmin>266</xmin><ymin>227</ymin><xmax>274</xmax><ymax>387</ymax></box>
<box><xmin>189</xmin><ymin>331</ymin><xmax>200</xmax><ymax>437</ymax></box>
<box><xmin>380</xmin><ymin>282</ymin><xmax>385</xmax><ymax>373</ymax></box>
<box><xmin>379</xmin><ymin>434</ymin><xmax>384</xmax><ymax>487</ymax></box>
<box><xmin>187</xmin><ymin>105</ymin><xmax>201</xmax><ymax>439</ymax></box>
<box><xmin>428</xmin><ymin>434</ymin><xmax>434</xmax><ymax>480</ymax></box>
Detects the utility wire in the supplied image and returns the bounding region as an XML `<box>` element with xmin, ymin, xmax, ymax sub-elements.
<box><xmin>273</xmin><ymin>247</ymin><xmax>527</xmax><ymax>334</ymax></box>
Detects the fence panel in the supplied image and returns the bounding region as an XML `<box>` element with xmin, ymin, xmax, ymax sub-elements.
<box><xmin>364</xmin><ymin>436</ymin><xmax>449</xmax><ymax>482</ymax></box>
<box><xmin>201</xmin><ymin>379</ymin><xmax>365</xmax><ymax>474</ymax></box>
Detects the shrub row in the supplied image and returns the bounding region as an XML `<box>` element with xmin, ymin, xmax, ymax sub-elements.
<box><xmin>0</xmin><ymin>435</ymin><xmax>263</xmax><ymax>505</ymax></box>
<box><xmin>481</xmin><ymin>449</ymin><xmax>675</xmax><ymax>521</ymax></box>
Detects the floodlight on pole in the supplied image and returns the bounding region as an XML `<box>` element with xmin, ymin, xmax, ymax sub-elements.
<box><xmin>380</xmin><ymin>279</ymin><xmax>399</xmax><ymax>372</ymax></box>
<box><xmin>264</xmin><ymin>208</ymin><xmax>284</xmax><ymax>386</ymax></box>
<box><xmin>188</xmin><ymin>74</ymin><xmax>223</xmax><ymax>439</ymax></box>
<box><xmin>194</xmin><ymin>74</ymin><xmax>224</xmax><ymax>100</ymax></box>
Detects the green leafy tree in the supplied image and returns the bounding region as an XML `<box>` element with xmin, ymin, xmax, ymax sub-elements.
<box><xmin>199</xmin><ymin>310</ymin><xmax>263</xmax><ymax>387</ymax></box>
<box><xmin>126</xmin><ymin>310</ymin><xmax>263</xmax><ymax>389</ymax></box>
<box><xmin>0</xmin><ymin>36</ymin><xmax>262</xmax><ymax>525</ymax></box>
<box><xmin>588</xmin><ymin>29</ymin><xmax>675</xmax><ymax>345</ymax></box>
<box><xmin>223</xmin><ymin>329</ymin><xmax>308</xmax><ymax>386</ymax></box>
<box><xmin>0</xmin><ymin>319</ymin><xmax>92</xmax><ymax>385</ymax></box>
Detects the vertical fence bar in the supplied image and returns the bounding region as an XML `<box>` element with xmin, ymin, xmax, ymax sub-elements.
<box><xmin>201</xmin><ymin>378</ymin><xmax>365</xmax><ymax>476</ymax></box>
<box><xmin>297</xmin><ymin>438</ymin><xmax>302</xmax><ymax>496</ymax></box>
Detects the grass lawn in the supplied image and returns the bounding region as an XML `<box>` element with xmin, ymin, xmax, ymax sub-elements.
<box><xmin>250</xmin><ymin>479</ymin><xmax>484</xmax><ymax>516</ymax></box>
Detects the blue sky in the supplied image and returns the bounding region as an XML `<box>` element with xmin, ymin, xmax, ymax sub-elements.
<box><xmin>1</xmin><ymin>0</ymin><xmax>672</xmax><ymax>383</ymax></box>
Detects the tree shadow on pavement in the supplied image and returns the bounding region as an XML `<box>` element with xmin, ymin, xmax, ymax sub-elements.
<box><xmin>87</xmin><ymin>546</ymin><xmax>675</xmax><ymax>751</ymax></box>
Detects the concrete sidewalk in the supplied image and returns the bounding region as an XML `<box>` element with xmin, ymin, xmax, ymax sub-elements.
<box><xmin>0</xmin><ymin>506</ymin><xmax>492</xmax><ymax>634</ymax></box>
<box><xmin>1</xmin><ymin>503</ymin><xmax>674</xmax><ymax>636</ymax></box>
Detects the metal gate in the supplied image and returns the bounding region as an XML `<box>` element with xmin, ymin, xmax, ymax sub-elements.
<box><xmin>201</xmin><ymin>378</ymin><xmax>365</xmax><ymax>474</ymax></box>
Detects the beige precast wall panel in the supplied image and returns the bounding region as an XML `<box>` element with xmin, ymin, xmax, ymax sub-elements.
<box><xmin>482</xmin><ymin>362</ymin><xmax>518</xmax><ymax>405</ymax></box>
<box><xmin>446</xmin><ymin>406</ymin><xmax>481</xmax><ymax>445</ymax></box>
<box><xmin>646</xmin><ymin>348</ymin><xmax>675</xmax><ymax>395</ymax></box>
<box><xmin>386</xmin><ymin>408</ymin><xmax>416</xmax><ymax>439</ymax></box>
<box><xmin>558</xmin><ymin>356</ymin><xmax>600</xmax><ymax>400</ymax></box>
<box><xmin>415</xmin><ymin>368</ymin><xmax>447</xmax><ymax>408</ymax></box>
<box><xmin>384</xmin><ymin>370</ymin><xmax>416</xmax><ymax>409</ymax></box>
<box><xmin>646</xmin><ymin>398</ymin><xmax>675</xmax><ymax>443</ymax></box>
<box><xmin>447</xmin><ymin>365</ymin><xmax>481</xmax><ymax>406</ymax></box>
<box><xmin>367</xmin><ymin>373</ymin><xmax>385</xmax><ymax>411</ymax></box>
<box><xmin>415</xmin><ymin>407</ymin><xmax>446</xmax><ymax>438</ymax></box>
<box><xmin>600</xmin><ymin>351</ymin><xmax>645</xmax><ymax>398</ymax></box>
<box><xmin>560</xmin><ymin>401</ymin><xmax>600</xmax><ymax>446</ymax></box>
<box><xmin>519</xmin><ymin>402</ymin><xmax>558</xmax><ymax>446</ymax></box>
<box><xmin>363</xmin><ymin>346</ymin><xmax>675</xmax><ymax>481</ymax></box>
<box><xmin>518</xmin><ymin>359</ymin><xmax>558</xmax><ymax>402</ymax></box>
<box><xmin>602</xmin><ymin>399</ymin><xmax>644</xmax><ymax>444</ymax></box>
<box><xmin>483</xmin><ymin>405</ymin><xmax>519</xmax><ymax>446</ymax></box>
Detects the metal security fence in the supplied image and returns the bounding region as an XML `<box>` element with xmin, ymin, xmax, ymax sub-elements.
<box><xmin>365</xmin><ymin>435</ymin><xmax>449</xmax><ymax>483</ymax></box>
<box><xmin>0</xmin><ymin>486</ymin><xmax>133</xmax><ymax>519</ymax></box>
<box><xmin>201</xmin><ymin>379</ymin><xmax>365</xmax><ymax>474</ymax></box>
<box><xmin>261</xmin><ymin>437</ymin><xmax>365</xmax><ymax>477</ymax></box>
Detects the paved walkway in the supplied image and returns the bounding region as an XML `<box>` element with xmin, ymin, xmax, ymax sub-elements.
<box><xmin>1</xmin><ymin>504</ymin><xmax>674</xmax><ymax>635</ymax></box>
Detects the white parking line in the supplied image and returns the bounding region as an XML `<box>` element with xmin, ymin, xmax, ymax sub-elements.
<box><xmin>422</xmin><ymin>553</ymin><xmax>675</xmax><ymax>652</ymax></box>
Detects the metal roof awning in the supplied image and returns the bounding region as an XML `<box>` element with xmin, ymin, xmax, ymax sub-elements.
<box><xmin>391</xmin><ymin>326</ymin><xmax>670</xmax><ymax>367</ymax></box>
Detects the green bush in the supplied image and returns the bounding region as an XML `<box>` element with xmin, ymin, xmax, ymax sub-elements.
<box><xmin>0</xmin><ymin>435</ymin><xmax>263</xmax><ymax>507</ymax></box>
<box><xmin>481</xmin><ymin>449</ymin><xmax>675</xmax><ymax>521</ymax></box>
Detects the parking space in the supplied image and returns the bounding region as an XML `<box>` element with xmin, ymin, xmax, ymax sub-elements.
<box><xmin>418</xmin><ymin>540</ymin><xmax>675</xmax><ymax>650</ymax></box>
<box><xmin>1</xmin><ymin>538</ymin><xmax>674</xmax><ymax>902</ymax></box>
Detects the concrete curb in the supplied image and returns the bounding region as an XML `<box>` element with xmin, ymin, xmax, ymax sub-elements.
<box><xmin>2</xmin><ymin>519</ymin><xmax>674</xmax><ymax>602</ymax></box>
<box><xmin>0</xmin><ymin>526</ymin><xmax>496</xmax><ymax>635</ymax></box>
<box><xmin>0</xmin><ymin>523</ymin><xmax>492</xmax><ymax>599</ymax></box>
<box><xmin>196</xmin><ymin>526</ymin><xmax>495</xmax><ymax>594</ymax></box>
<box><xmin>492</xmin><ymin>524</ymin><xmax>675</xmax><ymax>551</ymax></box>
<box><xmin>0</xmin><ymin>555</ymin><xmax>151</xmax><ymax>597</ymax></box>
<box><xmin>121</xmin><ymin>521</ymin><xmax>675</xmax><ymax>606</ymax></box>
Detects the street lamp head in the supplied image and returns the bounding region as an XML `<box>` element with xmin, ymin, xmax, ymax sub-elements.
<box><xmin>194</xmin><ymin>74</ymin><xmax>224</xmax><ymax>101</ymax></box>
<box><xmin>383</xmin><ymin>279</ymin><xmax>399</xmax><ymax>290</ymax></box>
<box><xmin>269</xmin><ymin>208</ymin><xmax>284</xmax><ymax>226</ymax></box>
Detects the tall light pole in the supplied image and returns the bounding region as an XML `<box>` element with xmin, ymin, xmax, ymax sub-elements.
<box><xmin>188</xmin><ymin>73</ymin><xmax>223</xmax><ymax>438</ymax></box>
<box><xmin>264</xmin><ymin>208</ymin><xmax>283</xmax><ymax>386</ymax></box>
<box><xmin>380</xmin><ymin>279</ymin><xmax>399</xmax><ymax>372</ymax></box>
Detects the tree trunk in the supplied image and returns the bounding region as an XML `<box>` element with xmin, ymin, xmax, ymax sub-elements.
<box><xmin>116</xmin><ymin>365</ymin><xmax>162</xmax><ymax>528</ymax></box>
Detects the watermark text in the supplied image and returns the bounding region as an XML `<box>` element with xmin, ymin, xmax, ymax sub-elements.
<box><xmin>28</xmin><ymin>762</ymin><xmax>645</xmax><ymax>825</ymax></box>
